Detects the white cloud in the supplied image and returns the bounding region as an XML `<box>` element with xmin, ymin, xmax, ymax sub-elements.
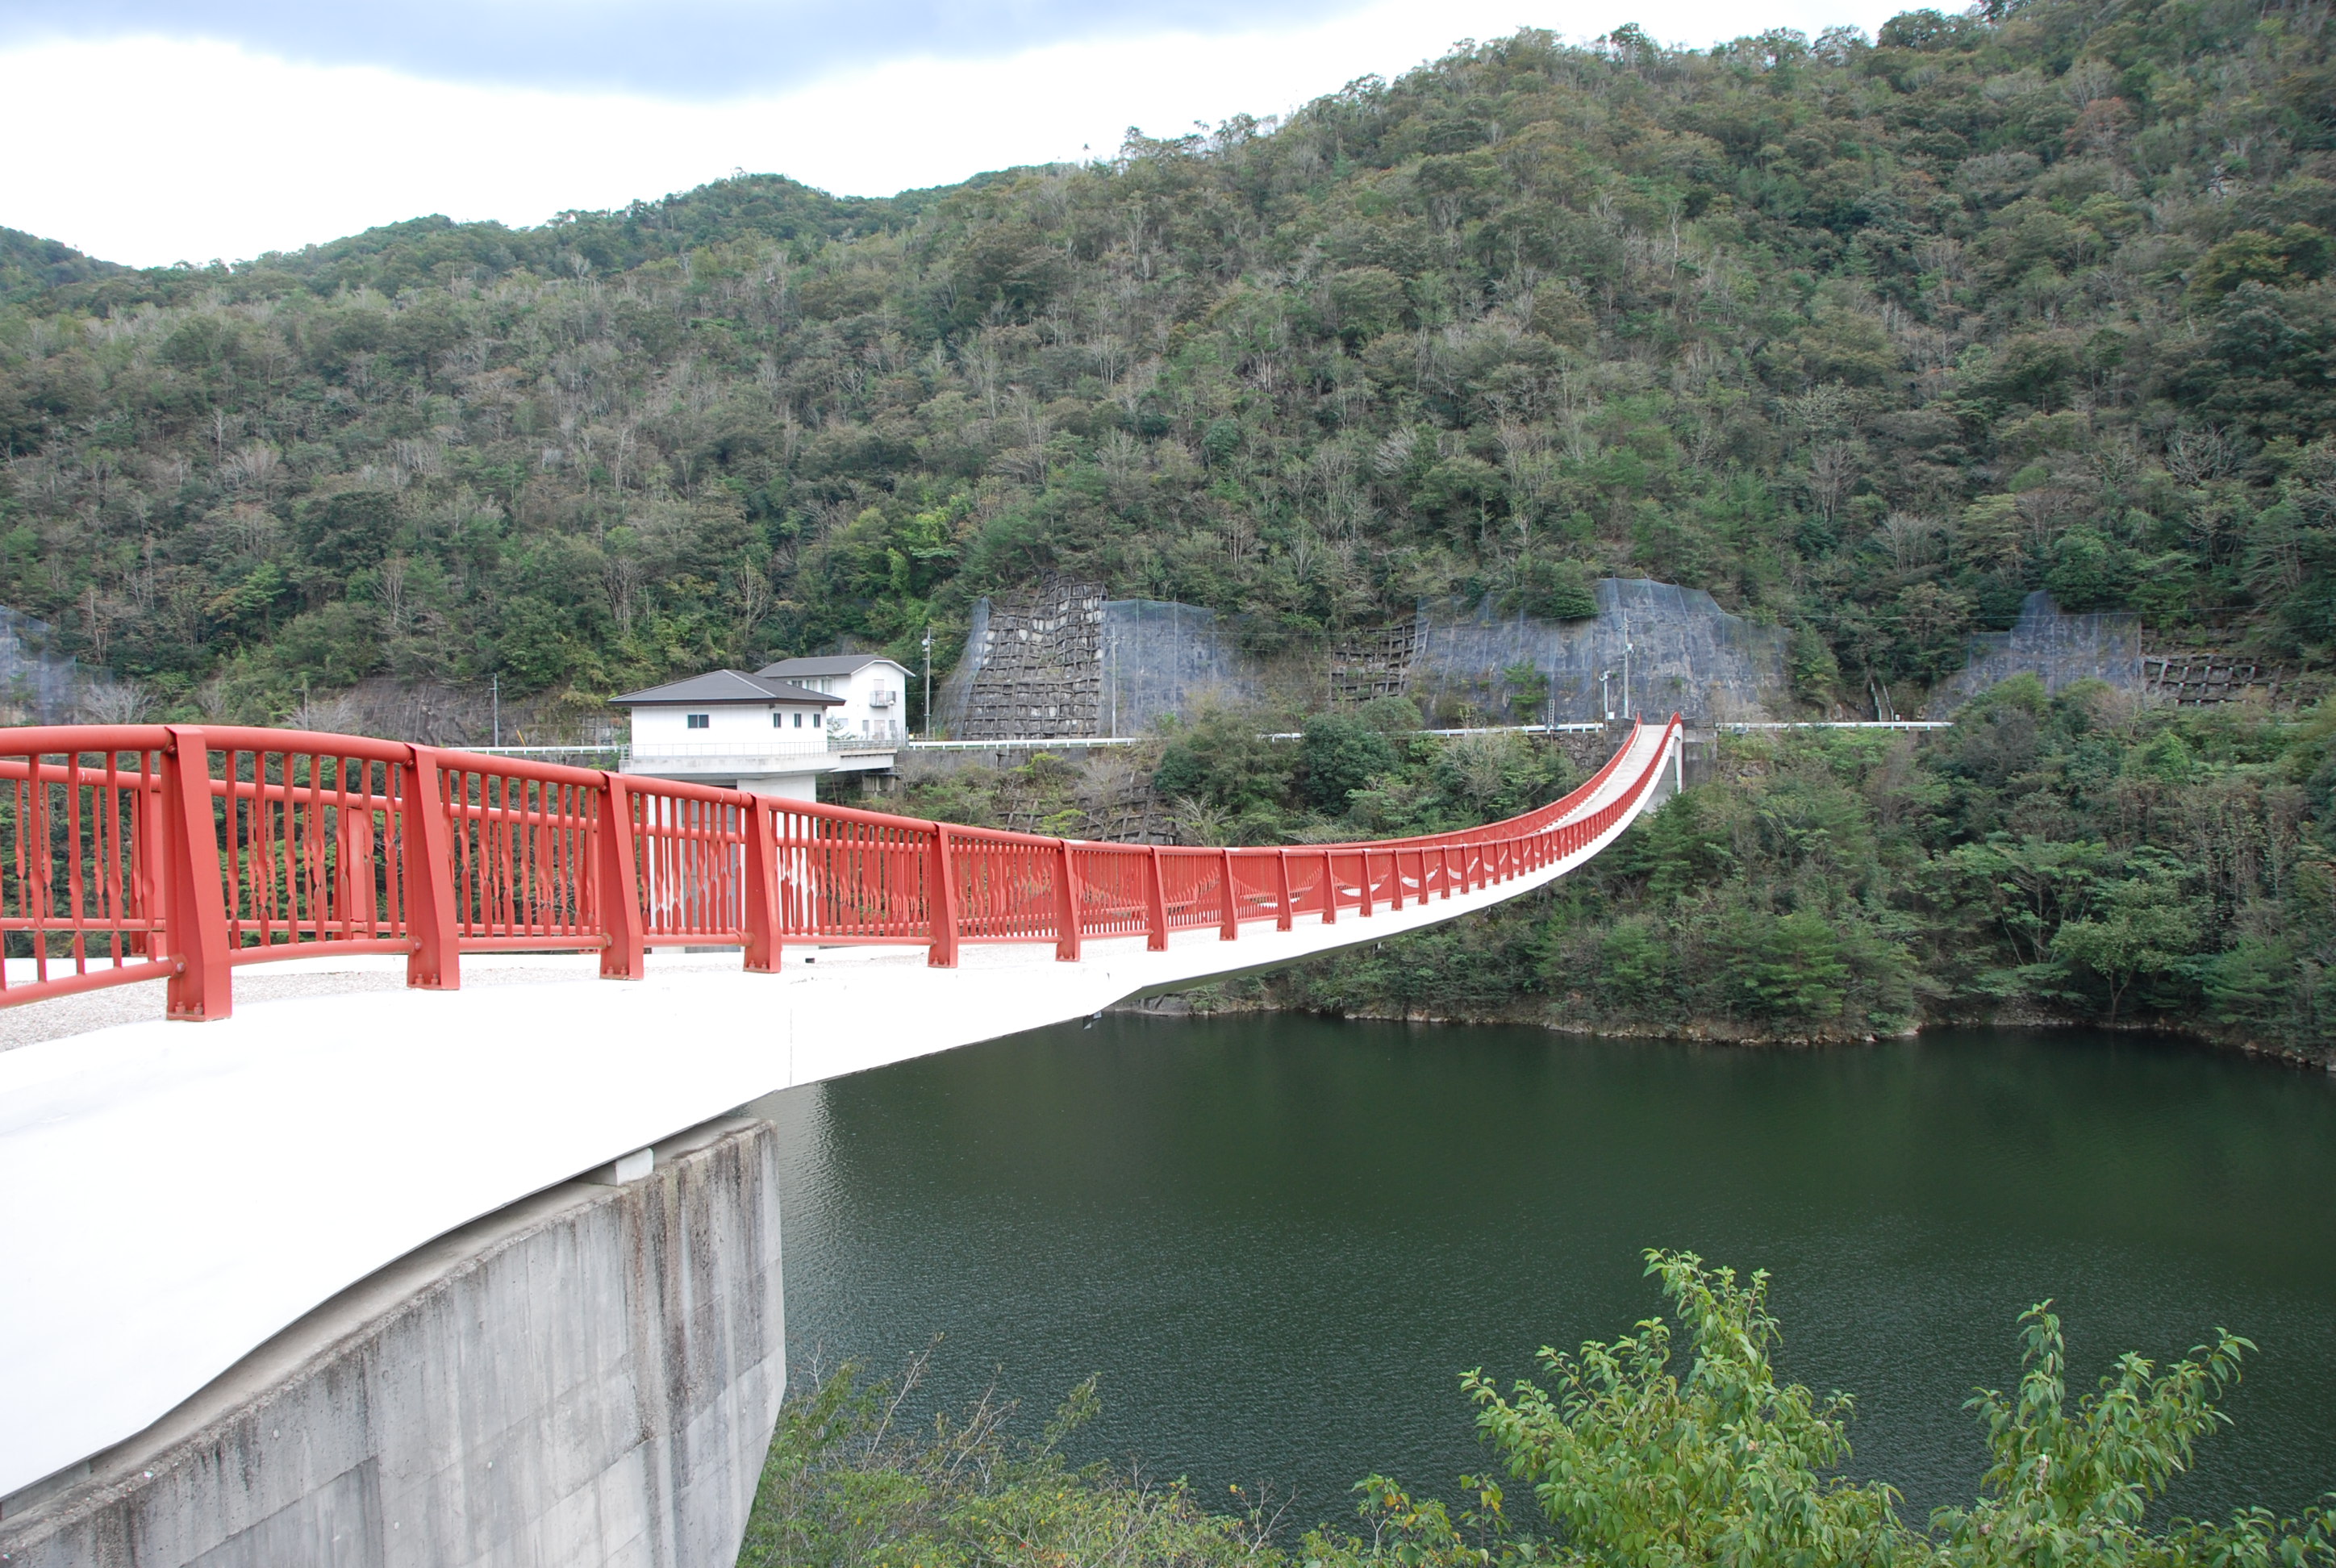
<box><xmin>1</xmin><ymin>0</ymin><xmax>1910</xmax><ymax>269</ymax></box>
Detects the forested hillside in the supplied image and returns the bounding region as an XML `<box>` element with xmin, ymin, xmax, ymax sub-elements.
<box><xmin>2</xmin><ymin>0</ymin><xmax>2332</xmax><ymax>722</ymax></box>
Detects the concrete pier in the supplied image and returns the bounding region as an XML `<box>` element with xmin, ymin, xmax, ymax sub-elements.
<box><xmin>0</xmin><ymin>1116</ymin><xmax>785</xmax><ymax>1568</ymax></box>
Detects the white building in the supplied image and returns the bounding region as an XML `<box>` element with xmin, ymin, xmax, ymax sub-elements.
<box><xmin>612</xmin><ymin>669</ymin><xmax>889</xmax><ymax>802</ymax></box>
<box><xmin>754</xmin><ymin>655</ymin><xmax>915</xmax><ymax>745</ymax></box>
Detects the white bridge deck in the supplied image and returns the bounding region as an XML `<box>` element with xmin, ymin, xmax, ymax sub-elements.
<box><xmin>0</xmin><ymin>723</ymin><xmax>1676</xmax><ymax>1503</ymax></box>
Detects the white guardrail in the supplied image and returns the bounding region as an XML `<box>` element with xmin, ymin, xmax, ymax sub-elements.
<box><xmin>468</xmin><ymin>719</ymin><xmax>1952</xmax><ymax>765</ymax></box>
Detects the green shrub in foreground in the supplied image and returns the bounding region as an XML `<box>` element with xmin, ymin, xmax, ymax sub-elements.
<box><xmin>739</xmin><ymin>1253</ymin><xmax>2336</xmax><ymax>1567</ymax></box>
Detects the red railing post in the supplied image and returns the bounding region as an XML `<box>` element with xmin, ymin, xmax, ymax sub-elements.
<box><xmin>928</xmin><ymin>825</ymin><xmax>961</xmax><ymax>967</ymax></box>
<box><xmin>131</xmin><ymin>771</ymin><xmax>161</xmax><ymax>955</ymax></box>
<box><xmin>1218</xmin><ymin>847</ymin><xmax>1238</xmax><ymax>940</ymax></box>
<box><xmin>1439</xmin><ymin>844</ymin><xmax>1454</xmax><ymax>899</ymax></box>
<box><xmin>1319</xmin><ymin>848</ymin><xmax>1336</xmax><ymax>924</ymax></box>
<box><xmin>1053</xmin><ymin>840</ymin><xmax>1082</xmax><ymax>961</ymax></box>
<box><xmin>596</xmin><ymin>775</ymin><xmax>646</xmax><ymax>979</ymax></box>
<box><xmin>743</xmin><ymin>796</ymin><xmax>783</xmax><ymax>974</ymax></box>
<box><xmin>160</xmin><ymin>726</ymin><xmax>232</xmax><ymax>1021</ymax></box>
<box><xmin>1143</xmin><ymin>845</ymin><xmax>1169</xmax><ymax>952</ymax></box>
<box><xmin>1357</xmin><ymin>850</ymin><xmax>1374</xmax><ymax>917</ymax></box>
<box><xmin>1273</xmin><ymin>849</ymin><xmax>1293</xmax><ymax>932</ymax></box>
<box><xmin>401</xmin><ymin>746</ymin><xmax>461</xmax><ymax>991</ymax></box>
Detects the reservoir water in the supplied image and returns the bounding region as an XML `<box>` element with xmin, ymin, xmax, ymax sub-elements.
<box><xmin>760</xmin><ymin>1015</ymin><xmax>2336</xmax><ymax>1525</ymax></box>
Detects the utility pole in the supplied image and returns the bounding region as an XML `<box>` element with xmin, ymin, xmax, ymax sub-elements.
<box><xmin>922</xmin><ymin>627</ymin><xmax>932</xmax><ymax>740</ymax></box>
<box><xmin>1621</xmin><ymin>609</ymin><xmax>1633</xmax><ymax>722</ymax></box>
<box><xmin>491</xmin><ymin>673</ymin><xmax>500</xmax><ymax>748</ymax></box>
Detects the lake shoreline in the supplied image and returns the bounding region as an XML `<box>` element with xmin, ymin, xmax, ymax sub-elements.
<box><xmin>1116</xmin><ymin>989</ymin><xmax>2336</xmax><ymax>1070</ymax></box>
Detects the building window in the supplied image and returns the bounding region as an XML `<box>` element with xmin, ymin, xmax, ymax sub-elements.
<box><xmin>793</xmin><ymin>711</ymin><xmax>804</xmax><ymax>728</ymax></box>
<box><xmin>686</xmin><ymin>713</ymin><xmax>710</xmax><ymax>729</ymax></box>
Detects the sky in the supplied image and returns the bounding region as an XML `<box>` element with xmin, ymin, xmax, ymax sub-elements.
<box><xmin>1</xmin><ymin>0</ymin><xmax>1915</xmax><ymax>269</ymax></box>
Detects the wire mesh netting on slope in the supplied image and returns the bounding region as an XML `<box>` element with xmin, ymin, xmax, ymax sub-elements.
<box><xmin>936</xmin><ymin>578</ymin><xmax>1792</xmax><ymax>736</ymax></box>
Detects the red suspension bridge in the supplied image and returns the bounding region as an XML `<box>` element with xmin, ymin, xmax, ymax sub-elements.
<box><xmin>0</xmin><ymin>715</ymin><xmax>1682</xmax><ymax>1514</ymax></box>
<box><xmin>0</xmin><ymin>715</ymin><xmax>1682</xmax><ymax>1020</ymax></box>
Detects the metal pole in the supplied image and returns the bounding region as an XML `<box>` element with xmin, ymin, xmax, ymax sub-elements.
<box><xmin>491</xmin><ymin>674</ymin><xmax>500</xmax><ymax>747</ymax></box>
<box><xmin>923</xmin><ymin>628</ymin><xmax>932</xmax><ymax>740</ymax></box>
<box><xmin>1621</xmin><ymin>610</ymin><xmax>1632</xmax><ymax>722</ymax></box>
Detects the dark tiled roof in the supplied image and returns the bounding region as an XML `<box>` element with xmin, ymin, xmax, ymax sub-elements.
<box><xmin>611</xmin><ymin>670</ymin><xmax>844</xmax><ymax>706</ymax></box>
<box><xmin>756</xmin><ymin>654</ymin><xmax>911</xmax><ymax>679</ymax></box>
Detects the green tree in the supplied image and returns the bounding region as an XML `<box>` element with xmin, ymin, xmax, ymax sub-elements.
<box><xmin>1719</xmin><ymin>908</ymin><xmax>1855</xmax><ymax>1024</ymax></box>
<box><xmin>1301</xmin><ymin>712</ymin><xmax>1400</xmax><ymax>814</ymax></box>
<box><xmin>294</xmin><ymin>490</ymin><xmax>402</xmax><ymax>573</ymax></box>
<box><xmin>1151</xmin><ymin>706</ymin><xmax>1298</xmax><ymax>832</ymax></box>
<box><xmin>1466</xmin><ymin>1250</ymin><xmax>1913</xmax><ymax>1566</ymax></box>
<box><xmin>2050</xmin><ymin>861</ymin><xmax>2203</xmax><ymax>1024</ymax></box>
<box><xmin>1930</xmin><ymin>1305</ymin><xmax>2264</xmax><ymax>1567</ymax></box>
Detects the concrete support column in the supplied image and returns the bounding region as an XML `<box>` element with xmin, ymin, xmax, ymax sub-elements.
<box><xmin>0</xmin><ymin>1118</ymin><xmax>786</xmax><ymax>1568</ymax></box>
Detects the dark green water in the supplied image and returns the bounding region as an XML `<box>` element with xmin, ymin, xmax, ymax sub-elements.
<box><xmin>761</xmin><ymin>1015</ymin><xmax>2336</xmax><ymax>1524</ymax></box>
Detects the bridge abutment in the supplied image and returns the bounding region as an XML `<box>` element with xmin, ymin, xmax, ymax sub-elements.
<box><xmin>0</xmin><ymin>1116</ymin><xmax>785</xmax><ymax>1568</ymax></box>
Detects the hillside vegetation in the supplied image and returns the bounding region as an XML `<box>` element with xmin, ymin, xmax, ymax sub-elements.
<box><xmin>2</xmin><ymin>0</ymin><xmax>2333</xmax><ymax>723</ymax></box>
<box><xmin>5</xmin><ymin>0</ymin><xmax>2336</xmax><ymax>1054</ymax></box>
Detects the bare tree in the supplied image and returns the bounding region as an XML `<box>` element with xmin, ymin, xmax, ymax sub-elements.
<box><xmin>79</xmin><ymin>680</ymin><xmax>152</xmax><ymax>725</ymax></box>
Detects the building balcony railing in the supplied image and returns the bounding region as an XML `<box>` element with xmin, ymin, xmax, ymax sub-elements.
<box><xmin>628</xmin><ymin>737</ymin><xmax>831</xmax><ymax>760</ymax></box>
<box><xmin>459</xmin><ymin>734</ymin><xmax>901</xmax><ymax>774</ymax></box>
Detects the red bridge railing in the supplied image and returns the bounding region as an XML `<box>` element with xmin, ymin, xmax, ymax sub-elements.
<box><xmin>0</xmin><ymin>715</ymin><xmax>1681</xmax><ymax>1020</ymax></box>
